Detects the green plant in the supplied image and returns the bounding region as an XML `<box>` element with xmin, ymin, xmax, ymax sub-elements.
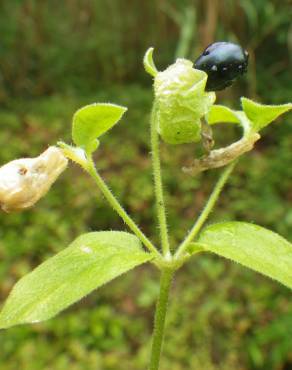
<box><xmin>0</xmin><ymin>48</ymin><xmax>291</xmax><ymax>370</ymax></box>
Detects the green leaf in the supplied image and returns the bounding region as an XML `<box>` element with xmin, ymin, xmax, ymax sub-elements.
<box><xmin>143</xmin><ymin>47</ymin><xmax>158</xmax><ymax>77</ymax></box>
<box><xmin>207</xmin><ymin>105</ymin><xmax>240</xmax><ymax>125</ymax></box>
<box><xmin>0</xmin><ymin>232</ymin><xmax>153</xmax><ymax>329</ymax></box>
<box><xmin>198</xmin><ymin>222</ymin><xmax>292</xmax><ymax>289</ymax></box>
<box><xmin>72</xmin><ymin>103</ymin><xmax>127</xmax><ymax>153</ymax></box>
<box><xmin>241</xmin><ymin>97</ymin><xmax>292</xmax><ymax>132</ymax></box>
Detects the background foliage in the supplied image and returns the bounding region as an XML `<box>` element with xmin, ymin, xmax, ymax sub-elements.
<box><xmin>0</xmin><ymin>0</ymin><xmax>291</xmax><ymax>369</ymax></box>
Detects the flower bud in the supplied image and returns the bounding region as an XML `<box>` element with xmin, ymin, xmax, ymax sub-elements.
<box><xmin>154</xmin><ymin>59</ymin><xmax>216</xmax><ymax>144</ymax></box>
<box><xmin>0</xmin><ymin>146</ymin><xmax>68</xmax><ymax>212</ymax></box>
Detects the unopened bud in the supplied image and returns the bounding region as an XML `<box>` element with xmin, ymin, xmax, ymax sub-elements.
<box><xmin>154</xmin><ymin>59</ymin><xmax>216</xmax><ymax>144</ymax></box>
<box><xmin>0</xmin><ymin>146</ymin><xmax>68</xmax><ymax>212</ymax></box>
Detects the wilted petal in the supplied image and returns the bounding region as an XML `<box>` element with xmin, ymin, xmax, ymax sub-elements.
<box><xmin>0</xmin><ymin>146</ymin><xmax>68</xmax><ymax>212</ymax></box>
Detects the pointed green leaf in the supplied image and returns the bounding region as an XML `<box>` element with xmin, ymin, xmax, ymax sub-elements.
<box><xmin>72</xmin><ymin>103</ymin><xmax>127</xmax><ymax>153</ymax></box>
<box><xmin>198</xmin><ymin>222</ymin><xmax>292</xmax><ymax>289</ymax></box>
<box><xmin>241</xmin><ymin>97</ymin><xmax>292</xmax><ymax>132</ymax></box>
<box><xmin>143</xmin><ymin>47</ymin><xmax>158</xmax><ymax>77</ymax></box>
<box><xmin>0</xmin><ymin>232</ymin><xmax>153</xmax><ymax>329</ymax></box>
<box><xmin>207</xmin><ymin>105</ymin><xmax>240</xmax><ymax>125</ymax></box>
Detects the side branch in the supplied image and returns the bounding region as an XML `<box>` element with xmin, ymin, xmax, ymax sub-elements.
<box><xmin>87</xmin><ymin>159</ymin><xmax>160</xmax><ymax>257</ymax></box>
<box><xmin>183</xmin><ymin>133</ymin><xmax>260</xmax><ymax>175</ymax></box>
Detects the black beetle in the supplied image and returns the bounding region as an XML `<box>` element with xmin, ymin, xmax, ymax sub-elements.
<box><xmin>194</xmin><ymin>42</ymin><xmax>249</xmax><ymax>91</ymax></box>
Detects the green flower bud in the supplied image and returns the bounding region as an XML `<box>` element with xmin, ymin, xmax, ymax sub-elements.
<box><xmin>154</xmin><ymin>59</ymin><xmax>216</xmax><ymax>144</ymax></box>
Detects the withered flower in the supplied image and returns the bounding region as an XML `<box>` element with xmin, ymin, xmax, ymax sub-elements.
<box><xmin>0</xmin><ymin>146</ymin><xmax>68</xmax><ymax>212</ymax></box>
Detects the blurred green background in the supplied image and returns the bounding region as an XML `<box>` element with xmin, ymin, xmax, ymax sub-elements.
<box><xmin>0</xmin><ymin>0</ymin><xmax>291</xmax><ymax>369</ymax></box>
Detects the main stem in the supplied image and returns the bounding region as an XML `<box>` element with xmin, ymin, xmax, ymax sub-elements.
<box><xmin>149</xmin><ymin>269</ymin><xmax>173</xmax><ymax>370</ymax></box>
<box><xmin>151</xmin><ymin>103</ymin><xmax>171</xmax><ymax>256</ymax></box>
<box><xmin>87</xmin><ymin>159</ymin><xmax>159</xmax><ymax>257</ymax></box>
<box><xmin>175</xmin><ymin>160</ymin><xmax>237</xmax><ymax>258</ymax></box>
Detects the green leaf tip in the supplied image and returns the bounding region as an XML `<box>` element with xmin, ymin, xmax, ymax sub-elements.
<box><xmin>0</xmin><ymin>231</ymin><xmax>153</xmax><ymax>329</ymax></box>
<box><xmin>198</xmin><ymin>221</ymin><xmax>292</xmax><ymax>289</ymax></box>
<box><xmin>143</xmin><ymin>47</ymin><xmax>158</xmax><ymax>77</ymax></box>
<box><xmin>207</xmin><ymin>105</ymin><xmax>240</xmax><ymax>125</ymax></box>
<box><xmin>72</xmin><ymin>103</ymin><xmax>127</xmax><ymax>154</ymax></box>
<box><xmin>241</xmin><ymin>97</ymin><xmax>292</xmax><ymax>132</ymax></box>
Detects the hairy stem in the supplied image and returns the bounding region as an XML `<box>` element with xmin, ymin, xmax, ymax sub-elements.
<box><xmin>175</xmin><ymin>160</ymin><xmax>237</xmax><ymax>258</ymax></box>
<box><xmin>87</xmin><ymin>159</ymin><xmax>160</xmax><ymax>257</ymax></box>
<box><xmin>149</xmin><ymin>269</ymin><xmax>173</xmax><ymax>370</ymax></box>
<box><xmin>151</xmin><ymin>103</ymin><xmax>171</xmax><ymax>256</ymax></box>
